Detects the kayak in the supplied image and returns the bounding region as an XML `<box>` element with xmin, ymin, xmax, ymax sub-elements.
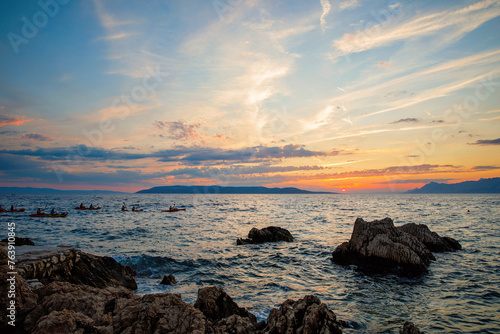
<box><xmin>0</xmin><ymin>208</ymin><xmax>26</xmax><ymax>213</ymax></box>
<box><xmin>131</xmin><ymin>209</ymin><xmax>144</xmax><ymax>212</ymax></box>
<box><xmin>29</xmin><ymin>213</ymin><xmax>68</xmax><ymax>218</ymax></box>
<box><xmin>75</xmin><ymin>207</ymin><xmax>101</xmax><ymax>210</ymax></box>
<box><xmin>161</xmin><ymin>208</ymin><xmax>186</xmax><ymax>212</ymax></box>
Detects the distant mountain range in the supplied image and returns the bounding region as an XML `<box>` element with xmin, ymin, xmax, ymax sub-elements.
<box><xmin>136</xmin><ymin>185</ymin><xmax>336</xmax><ymax>194</ymax></box>
<box><xmin>407</xmin><ymin>177</ymin><xmax>500</xmax><ymax>194</ymax></box>
<box><xmin>0</xmin><ymin>187</ymin><xmax>125</xmax><ymax>194</ymax></box>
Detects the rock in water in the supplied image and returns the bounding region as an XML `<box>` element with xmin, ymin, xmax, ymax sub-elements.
<box><xmin>265</xmin><ymin>295</ymin><xmax>342</xmax><ymax>334</ymax></box>
<box><xmin>397</xmin><ymin>223</ymin><xmax>461</xmax><ymax>252</ymax></box>
<box><xmin>0</xmin><ymin>237</ymin><xmax>35</xmax><ymax>246</ymax></box>
<box><xmin>400</xmin><ymin>321</ymin><xmax>421</xmax><ymax>334</ymax></box>
<box><xmin>237</xmin><ymin>226</ymin><xmax>294</xmax><ymax>245</ymax></box>
<box><xmin>331</xmin><ymin>217</ymin><xmax>435</xmax><ymax>276</ymax></box>
<box><xmin>160</xmin><ymin>274</ymin><xmax>177</xmax><ymax>285</ymax></box>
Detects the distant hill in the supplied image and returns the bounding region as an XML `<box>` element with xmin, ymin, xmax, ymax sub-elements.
<box><xmin>0</xmin><ymin>187</ymin><xmax>126</xmax><ymax>194</ymax></box>
<box><xmin>407</xmin><ymin>178</ymin><xmax>500</xmax><ymax>194</ymax></box>
<box><xmin>136</xmin><ymin>185</ymin><xmax>336</xmax><ymax>194</ymax></box>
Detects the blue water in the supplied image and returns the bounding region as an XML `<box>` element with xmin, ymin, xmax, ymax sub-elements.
<box><xmin>1</xmin><ymin>193</ymin><xmax>499</xmax><ymax>333</ymax></box>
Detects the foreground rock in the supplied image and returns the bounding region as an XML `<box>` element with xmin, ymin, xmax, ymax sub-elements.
<box><xmin>397</xmin><ymin>223</ymin><xmax>461</xmax><ymax>252</ymax></box>
<box><xmin>332</xmin><ymin>217</ymin><xmax>461</xmax><ymax>276</ymax></box>
<box><xmin>195</xmin><ymin>286</ymin><xmax>257</xmax><ymax>333</ymax></box>
<box><xmin>24</xmin><ymin>281</ymin><xmax>206</xmax><ymax>334</ymax></box>
<box><xmin>237</xmin><ymin>226</ymin><xmax>294</xmax><ymax>245</ymax></box>
<box><xmin>14</xmin><ymin>245</ymin><xmax>137</xmax><ymax>290</ymax></box>
<box><xmin>264</xmin><ymin>295</ymin><xmax>342</xmax><ymax>334</ymax></box>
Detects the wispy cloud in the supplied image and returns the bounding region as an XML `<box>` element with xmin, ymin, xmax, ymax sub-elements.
<box><xmin>332</xmin><ymin>0</ymin><xmax>500</xmax><ymax>57</ymax></box>
<box><xmin>320</xmin><ymin>0</ymin><xmax>332</xmax><ymax>32</ymax></box>
<box><xmin>339</xmin><ymin>0</ymin><xmax>360</xmax><ymax>10</ymax></box>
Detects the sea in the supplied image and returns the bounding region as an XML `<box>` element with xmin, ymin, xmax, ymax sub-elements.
<box><xmin>1</xmin><ymin>193</ymin><xmax>499</xmax><ymax>333</ymax></box>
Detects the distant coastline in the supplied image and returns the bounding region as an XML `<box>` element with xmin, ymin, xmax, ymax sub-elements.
<box><xmin>407</xmin><ymin>177</ymin><xmax>500</xmax><ymax>194</ymax></box>
<box><xmin>136</xmin><ymin>185</ymin><xmax>336</xmax><ymax>194</ymax></box>
<box><xmin>0</xmin><ymin>187</ymin><xmax>126</xmax><ymax>194</ymax></box>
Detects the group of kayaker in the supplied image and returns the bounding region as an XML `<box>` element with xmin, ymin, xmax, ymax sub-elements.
<box><xmin>0</xmin><ymin>204</ymin><xmax>15</xmax><ymax>212</ymax></box>
<box><xmin>0</xmin><ymin>204</ymin><xmax>26</xmax><ymax>212</ymax></box>
<box><xmin>78</xmin><ymin>203</ymin><xmax>98</xmax><ymax>209</ymax></box>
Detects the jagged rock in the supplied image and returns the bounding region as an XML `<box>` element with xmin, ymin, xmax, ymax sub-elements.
<box><xmin>24</xmin><ymin>281</ymin><xmax>206</xmax><ymax>334</ymax></box>
<box><xmin>14</xmin><ymin>246</ymin><xmax>137</xmax><ymax>290</ymax></box>
<box><xmin>194</xmin><ymin>286</ymin><xmax>257</xmax><ymax>324</ymax></box>
<box><xmin>397</xmin><ymin>223</ymin><xmax>461</xmax><ymax>252</ymax></box>
<box><xmin>69</xmin><ymin>251</ymin><xmax>137</xmax><ymax>290</ymax></box>
<box><xmin>443</xmin><ymin>236</ymin><xmax>462</xmax><ymax>250</ymax></box>
<box><xmin>214</xmin><ymin>314</ymin><xmax>256</xmax><ymax>334</ymax></box>
<box><xmin>264</xmin><ymin>295</ymin><xmax>342</xmax><ymax>334</ymax></box>
<box><xmin>237</xmin><ymin>226</ymin><xmax>294</xmax><ymax>245</ymax></box>
<box><xmin>160</xmin><ymin>274</ymin><xmax>177</xmax><ymax>285</ymax></box>
<box><xmin>332</xmin><ymin>218</ymin><xmax>435</xmax><ymax>276</ymax></box>
<box><xmin>400</xmin><ymin>321</ymin><xmax>421</xmax><ymax>334</ymax></box>
<box><xmin>109</xmin><ymin>292</ymin><xmax>206</xmax><ymax>334</ymax></box>
<box><xmin>31</xmin><ymin>309</ymin><xmax>100</xmax><ymax>334</ymax></box>
<box><xmin>1</xmin><ymin>237</ymin><xmax>35</xmax><ymax>246</ymax></box>
<box><xmin>24</xmin><ymin>281</ymin><xmax>135</xmax><ymax>332</ymax></box>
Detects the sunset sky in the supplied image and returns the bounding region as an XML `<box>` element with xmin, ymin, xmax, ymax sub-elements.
<box><xmin>0</xmin><ymin>0</ymin><xmax>499</xmax><ymax>193</ymax></box>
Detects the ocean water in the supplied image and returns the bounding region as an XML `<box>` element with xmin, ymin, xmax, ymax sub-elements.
<box><xmin>1</xmin><ymin>193</ymin><xmax>499</xmax><ymax>333</ymax></box>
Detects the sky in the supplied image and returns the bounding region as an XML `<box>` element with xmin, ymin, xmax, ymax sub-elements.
<box><xmin>0</xmin><ymin>0</ymin><xmax>499</xmax><ymax>193</ymax></box>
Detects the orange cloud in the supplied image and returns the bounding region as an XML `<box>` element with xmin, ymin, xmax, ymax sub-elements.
<box><xmin>0</xmin><ymin>114</ymin><xmax>32</xmax><ymax>127</ymax></box>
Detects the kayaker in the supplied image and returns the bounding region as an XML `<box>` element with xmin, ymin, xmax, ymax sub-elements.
<box><xmin>10</xmin><ymin>205</ymin><xmax>14</xmax><ymax>211</ymax></box>
<box><xmin>0</xmin><ymin>205</ymin><xmax>3</xmax><ymax>211</ymax></box>
<box><xmin>90</xmin><ymin>204</ymin><xmax>94</xmax><ymax>209</ymax></box>
<box><xmin>37</xmin><ymin>208</ymin><xmax>42</xmax><ymax>214</ymax></box>
<box><xmin>121</xmin><ymin>204</ymin><xmax>127</xmax><ymax>211</ymax></box>
<box><xmin>80</xmin><ymin>203</ymin><xmax>85</xmax><ymax>209</ymax></box>
<box><xmin>50</xmin><ymin>208</ymin><xmax>55</xmax><ymax>215</ymax></box>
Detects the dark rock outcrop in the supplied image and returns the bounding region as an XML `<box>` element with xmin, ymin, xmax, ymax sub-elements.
<box><xmin>237</xmin><ymin>226</ymin><xmax>294</xmax><ymax>245</ymax></box>
<box><xmin>332</xmin><ymin>218</ymin><xmax>436</xmax><ymax>276</ymax></box>
<box><xmin>397</xmin><ymin>223</ymin><xmax>461</xmax><ymax>252</ymax></box>
<box><xmin>14</xmin><ymin>246</ymin><xmax>137</xmax><ymax>290</ymax></box>
<box><xmin>160</xmin><ymin>274</ymin><xmax>177</xmax><ymax>285</ymax></box>
<box><xmin>69</xmin><ymin>251</ymin><xmax>137</xmax><ymax>290</ymax></box>
<box><xmin>400</xmin><ymin>321</ymin><xmax>421</xmax><ymax>334</ymax></box>
<box><xmin>264</xmin><ymin>295</ymin><xmax>342</xmax><ymax>334</ymax></box>
<box><xmin>1</xmin><ymin>237</ymin><xmax>35</xmax><ymax>246</ymax></box>
<box><xmin>194</xmin><ymin>286</ymin><xmax>257</xmax><ymax>324</ymax></box>
<box><xmin>24</xmin><ymin>281</ymin><xmax>207</xmax><ymax>334</ymax></box>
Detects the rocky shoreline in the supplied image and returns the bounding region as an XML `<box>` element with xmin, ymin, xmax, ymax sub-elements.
<box><xmin>0</xmin><ymin>216</ymin><xmax>452</xmax><ymax>333</ymax></box>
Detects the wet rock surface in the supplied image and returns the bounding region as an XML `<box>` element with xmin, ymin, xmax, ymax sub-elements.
<box><xmin>160</xmin><ymin>274</ymin><xmax>177</xmax><ymax>285</ymax></box>
<box><xmin>332</xmin><ymin>217</ymin><xmax>461</xmax><ymax>276</ymax></box>
<box><xmin>397</xmin><ymin>223</ymin><xmax>461</xmax><ymax>252</ymax></box>
<box><xmin>264</xmin><ymin>295</ymin><xmax>342</xmax><ymax>334</ymax></box>
<box><xmin>237</xmin><ymin>226</ymin><xmax>294</xmax><ymax>245</ymax></box>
